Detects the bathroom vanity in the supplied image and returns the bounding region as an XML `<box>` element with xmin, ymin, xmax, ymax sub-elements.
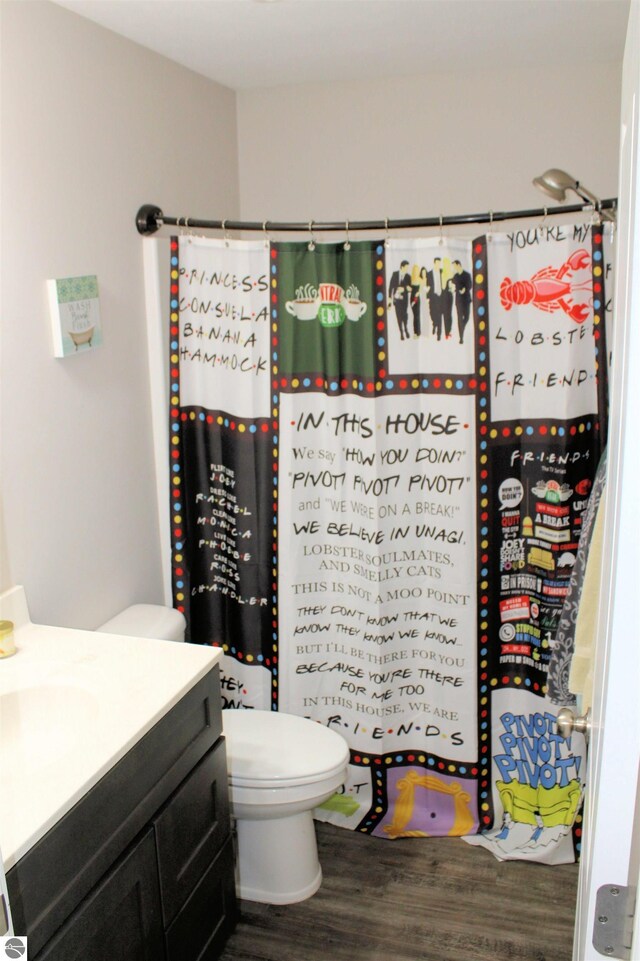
<box><xmin>0</xmin><ymin>588</ymin><xmax>237</xmax><ymax>960</ymax></box>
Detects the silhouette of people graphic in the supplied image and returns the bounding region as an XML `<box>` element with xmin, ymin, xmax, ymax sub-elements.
<box><xmin>450</xmin><ymin>260</ymin><xmax>473</xmax><ymax>343</ymax></box>
<box><xmin>388</xmin><ymin>260</ymin><xmax>412</xmax><ymax>340</ymax></box>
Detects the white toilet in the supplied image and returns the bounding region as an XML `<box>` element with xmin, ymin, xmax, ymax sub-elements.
<box><xmin>97</xmin><ymin>603</ymin><xmax>187</xmax><ymax>641</ymax></box>
<box><xmin>97</xmin><ymin>604</ymin><xmax>350</xmax><ymax>905</ymax></box>
<box><xmin>222</xmin><ymin>708</ymin><xmax>350</xmax><ymax>904</ymax></box>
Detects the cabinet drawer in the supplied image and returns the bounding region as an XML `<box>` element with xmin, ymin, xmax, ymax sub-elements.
<box><xmin>155</xmin><ymin>740</ymin><xmax>231</xmax><ymax>926</ymax></box>
<box><xmin>34</xmin><ymin>829</ymin><xmax>165</xmax><ymax>961</ymax></box>
<box><xmin>165</xmin><ymin>836</ymin><xmax>237</xmax><ymax>961</ymax></box>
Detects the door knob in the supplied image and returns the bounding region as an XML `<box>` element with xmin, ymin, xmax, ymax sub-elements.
<box><xmin>556</xmin><ymin>707</ymin><xmax>591</xmax><ymax>740</ymax></box>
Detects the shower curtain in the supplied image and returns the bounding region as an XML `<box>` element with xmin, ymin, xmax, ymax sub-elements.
<box><xmin>167</xmin><ymin>224</ymin><xmax>611</xmax><ymax>862</ymax></box>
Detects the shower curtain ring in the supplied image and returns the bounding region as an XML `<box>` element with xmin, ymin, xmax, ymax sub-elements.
<box><xmin>344</xmin><ymin>219</ymin><xmax>351</xmax><ymax>251</ymax></box>
<box><xmin>222</xmin><ymin>219</ymin><xmax>230</xmax><ymax>247</ymax></box>
<box><xmin>263</xmin><ymin>220</ymin><xmax>271</xmax><ymax>249</ymax></box>
<box><xmin>308</xmin><ymin>220</ymin><xmax>316</xmax><ymax>251</ymax></box>
<box><xmin>384</xmin><ymin>217</ymin><xmax>390</xmax><ymax>249</ymax></box>
<box><xmin>488</xmin><ymin>210</ymin><xmax>494</xmax><ymax>242</ymax></box>
<box><xmin>438</xmin><ymin>215</ymin><xmax>444</xmax><ymax>246</ymax></box>
<box><xmin>539</xmin><ymin>207</ymin><xmax>548</xmax><ymax>232</ymax></box>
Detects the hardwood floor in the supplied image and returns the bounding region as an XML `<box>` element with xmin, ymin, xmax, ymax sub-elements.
<box><xmin>219</xmin><ymin>821</ymin><xmax>578</xmax><ymax>961</ymax></box>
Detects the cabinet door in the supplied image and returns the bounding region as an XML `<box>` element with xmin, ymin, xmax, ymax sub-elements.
<box><xmin>165</xmin><ymin>837</ymin><xmax>237</xmax><ymax>961</ymax></box>
<box><xmin>155</xmin><ymin>741</ymin><xmax>231</xmax><ymax>926</ymax></box>
<box><xmin>35</xmin><ymin>829</ymin><xmax>165</xmax><ymax>961</ymax></box>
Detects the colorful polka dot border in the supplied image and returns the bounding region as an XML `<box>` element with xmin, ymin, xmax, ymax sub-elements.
<box><xmin>169</xmin><ymin>239</ymin><xmax>185</xmax><ymax>616</ymax></box>
<box><xmin>591</xmin><ymin>227</ymin><xmax>609</xmax><ymax>446</ymax></box>
<box><xmin>375</xmin><ymin>244</ymin><xmax>387</xmax><ymax>379</ymax></box>
<box><xmin>349</xmin><ymin>749</ymin><xmax>479</xmax><ymax>779</ymax></box>
<box><xmin>277</xmin><ymin>374</ymin><xmax>481</xmax><ymax>396</ymax></box>
<box><xmin>270</xmin><ymin>246</ymin><xmax>280</xmax><ymax>709</ymax></box>
<box><xmin>177</xmin><ymin>409</ymin><xmax>271</xmax><ymax>433</ymax></box>
<box><xmin>472</xmin><ymin>235</ymin><xmax>492</xmax><ymax>825</ymax></box>
<box><xmin>479</xmin><ymin>421</ymin><xmax>596</xmax><ymax>438</ymax></box>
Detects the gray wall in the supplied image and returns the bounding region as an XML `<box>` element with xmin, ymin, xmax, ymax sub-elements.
<box><xmin>237</xmin><ymin>63</ymin><xmax>621</xmax><ymax>222</ymax></box>
<box><xmin>0</xmin><ymin>1</ymin><xmax>239</xmax><ymax>627</ymax></box>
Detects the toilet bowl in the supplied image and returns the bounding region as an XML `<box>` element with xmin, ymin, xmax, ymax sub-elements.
<box><xmin>222</xmin><ymin>709</ymin><xmax>350</xmax><ymax>905</ymax></box>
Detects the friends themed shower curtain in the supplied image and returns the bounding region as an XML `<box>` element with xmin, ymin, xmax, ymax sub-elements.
<box><xmin>168</xmin><ymin>225</ymin><xmax>610</xmax><ymax>862</ymax></box>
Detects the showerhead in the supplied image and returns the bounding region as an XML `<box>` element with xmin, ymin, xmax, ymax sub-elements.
<box><xmin>533</xmin><ymin>168</ymin><xmax>600</xmax><ymax>206</ymax></box>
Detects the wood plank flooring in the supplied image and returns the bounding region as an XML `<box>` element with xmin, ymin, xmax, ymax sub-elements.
<box><xmin>219</xmin><ymin>821</ymin><xmax>578</xmax><ymax>961</ymax></box>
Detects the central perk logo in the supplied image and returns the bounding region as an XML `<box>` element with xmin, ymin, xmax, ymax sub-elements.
<box><xmin>285</xmin><ymin>283</ymin><xmax>367</xmax><ymax>328</ymax></box>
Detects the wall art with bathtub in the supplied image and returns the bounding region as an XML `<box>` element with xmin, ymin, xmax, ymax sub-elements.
<box><xmin>167</xmin><ymin>225</ymin><xmax>611</xmax><ymax>863</ymax></box>
<box><xmin>48</xmin><ymin>274</ymin><xmax>103</xmax><ymax>357</ymax></box>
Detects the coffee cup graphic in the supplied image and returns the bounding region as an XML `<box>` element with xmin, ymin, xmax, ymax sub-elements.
<box><xmin>285</xmin><ymin>283</ymin><xmax>319</xmax><ymax>320</ymax></box>
<box><xmin>343</xmin><ymin>298</ymin><xmax>367</xmax><ymax>321</ymax></box>
<box><xmin>285</xmin><ymin>298</ymin><xmax>318</xmax><ymax>320</ymax></box>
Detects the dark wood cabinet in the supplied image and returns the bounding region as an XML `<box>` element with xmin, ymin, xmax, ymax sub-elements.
<box><xmin>35</xmin><ymin>829</ymin><xmax>165</xmax><ymax>961</ymax></box>
<box><xmin>7</xmin><ymin>665</ymin><xmax>237</xmax><ymax>961</ymax></box>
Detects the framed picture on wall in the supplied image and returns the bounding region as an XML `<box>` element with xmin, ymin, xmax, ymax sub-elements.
<box><xmin>47</xmin><ymin>275</ymin><xmax>103</xmax><ymax>357</ymax></box>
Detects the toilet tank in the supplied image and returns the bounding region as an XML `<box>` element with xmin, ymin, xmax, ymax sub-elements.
<box><xmin>96</xmin><ymin>604</ymin><xmax>186</xmax><ymax>642</ymax></box>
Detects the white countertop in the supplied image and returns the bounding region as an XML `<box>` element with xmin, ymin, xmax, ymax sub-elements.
<box><xmin>0</xmin><ymin>587</ymin><xmax>221</xmax><ymax>870</ymax></box>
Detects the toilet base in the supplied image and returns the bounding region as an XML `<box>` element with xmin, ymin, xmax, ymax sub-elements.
<box><xmin>234</xmin><ymin>810</ymin><xmax>323</xmax><ymax>904</ymax></box>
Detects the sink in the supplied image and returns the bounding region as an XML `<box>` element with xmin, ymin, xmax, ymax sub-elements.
<box><xmin>0</xmin><ymin>658</ymin><xmax>98</xmax><ymax>691</ymax></box>
<box><xmin>0</xmin><ymin>683</ymin><xmax>99</xmax><ymax>774</ymax></box>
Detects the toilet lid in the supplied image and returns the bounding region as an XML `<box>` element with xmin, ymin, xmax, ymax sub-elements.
<box><xmin>222</xmin><ymin>710</ymin><xmax>350</xmax><ymax>787</ymax></box>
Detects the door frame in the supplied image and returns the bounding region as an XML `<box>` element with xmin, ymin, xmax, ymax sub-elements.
<box><xmin>573</xmin><ymin>3</ymin><xmax>640</xmax><ymax>958</ymax></box>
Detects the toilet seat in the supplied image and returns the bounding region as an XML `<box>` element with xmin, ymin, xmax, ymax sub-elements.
<box><xmin>222</xmin><ymin>710</ymin><xmax>350</xmax><ymax>789</ymax></box>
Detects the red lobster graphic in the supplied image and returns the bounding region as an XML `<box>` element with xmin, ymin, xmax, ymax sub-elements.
<box><xmin>500</xmin><ymin>249</ymin><xmax>592</xmax><ymax>323</ymax></box>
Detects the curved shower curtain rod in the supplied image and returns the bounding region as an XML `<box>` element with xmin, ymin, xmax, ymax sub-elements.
<box><xmin>135</xmin><ymin>200</ymin><xmax>617</xmax><ymax>237</ymax></box>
